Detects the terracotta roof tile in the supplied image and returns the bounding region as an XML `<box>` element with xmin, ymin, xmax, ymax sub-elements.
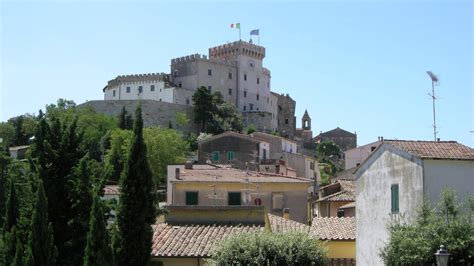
<box><xmin>384</xmin><ymin>140</ymin><xmax>473</xmax><ymax>160</ymax></box>
<box><xmin>151</xmin><ymin>223</ymin><xmax>264</xmax><ymax>258</ymax></box>
<box><xmin>338</xmin><ymin>202</ymin><xmax>356</xmax><ymax>209</ymax></box>
<box><xmin>267</xmin><ymin>214</ymin><xmax>310</xmax><ymax>233</ymax></box>
<box><xmin>317</xmin><ymin>190</ymin><xmax>355</xmax><ymax>202</ymax></box>
<box><xmin>310</xmin><ymin>217</ymin><xmax>356</xmax><ymax>240</ymax></box>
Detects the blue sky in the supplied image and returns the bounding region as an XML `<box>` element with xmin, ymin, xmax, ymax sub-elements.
<box><xmin>1</xmin><ymin>0</ymin><xmax>473</xmax><ymax>146</ymax></box>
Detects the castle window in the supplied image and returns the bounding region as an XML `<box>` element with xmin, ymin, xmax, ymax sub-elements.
<box><xmin>256</xmin><ymin>94</ymin><xmax>259</xmax><ymax>101</ymax></box>
<box><xmin>174</xmin><ymin>71</ymin><xmax>178</xmax><ymax>78</ymax></box>
<box><xmin>249</xmin><ymin>104</ymin><xmax>254</xmax><ymax>111</ymax></box>
<box><xmin>126</xmin><ymin>87</ymin><xmax>131</xmax><ymax>93</ymax></box>
<box><xmin>186</xmin><ymin>99</ymin><xmax>190</xmax><ymax>105</ymax></box>
<box><xmin>228</xmin><ymin>88</ymin><xmax>232</xmax><ymax>95</ymax></box>
<box><xmin>285</xmin><ymin>119</ymin><xmax>289</xmax><ymax>125</ymax></box>
<box><xmin>257</xmin><ymin>78</ymin><xmax>260</xmax><ymax>84</ymax></box>
<box><xmin>228</xmin><ymin>73</ymin><xmax>232</xmax><ymax>79</ymax></box>
<box><xmin>267</xmin><ymin>97</ymin><xmax>269</xmax><ymax>104</ymax></box>
<box><xmin>138</xmin><ymin>86</ymin><xmax>143</xmax><ymax>94</ymax></box>
<box><xmin>113</xmin><ymin>90</ymin><xmax>116</xmax><ymax>97</ymax></box>
<box><xmin>243</xmin><ymin>105</ymin><xmax>246</xmax><ymax>111</ymax></box>
<box><xmin>151</xmin><ymin>85</ymin><xmax>155</xmax><ymax>92</ymax></box>
<box><xmin>244</xmin><ymin>74</ymin><xmax>247</xmax><ymax>81</ymax></box>
<box><xmin>208</xmin><ymin>69</ymin><xmax>212</xmax><ymax>76</ymax></box>
<box><xmin>244</xmin><ymin>91</ymin><xmax>247</xmax><ymax>98</ymax></box>
<box><xmin>208</xmin><ymin>86</ymin><xmax>212</xmax><ymax>92</ymax></box>
<box><xmin>179</xmin><ymin>83</ymin><xmax>182</xmax><ymax>88</ymax></box>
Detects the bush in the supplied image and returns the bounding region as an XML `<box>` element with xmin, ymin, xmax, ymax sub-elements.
<box><xmin>210</xmin><ymin>232</ymin><xmax>328</xmax><ymax>265</ymax></box>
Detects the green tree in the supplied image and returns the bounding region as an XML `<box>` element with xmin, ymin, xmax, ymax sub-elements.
<box><xmin>0</xmin><ymin>122</ymin><xmax>15</xmax><ymax>147</ymax></box>
<box><xmin>7</xmin><ymin>114</ymin><xmax>37</xmax><ymax>146</ymax></box>
<box><xmin>67</xmin><ymin>155</ymin><xmax>97</xmax><ymax>265</ymax></box>
<box><xmin>25</xmin><ymin>179</ymin><xmax>57</xmax><ymax>266</ymax></box>
<box><xmin>118</xmin><ymin>106</ymin><xmax>133</xmax><ymax>130</ymax></box>
<box><xmin>380</xmin><ymin>189</ymin><xmax>474</xmax><ymax>265</ymax></box>
<box><xmin>2</xmin><ymin>182</ymin><xmax>20</xmax><ymax>265</ymax></box>
<box><xmin>192</xmin><ymin>86</ymin><xmax>214</xmax><ymax>132</ymax></box>
<box><xmin>175</xmin><ymin>112</ymin><xmax>189</xmax><ymax>127</ymax></box>
<box><xmin>0</xmin><ymin>146</ymin><xmax>11</xmax><ymax>229</ymax></box>
<box><xmin>246</xmin><ymin>124</ymin><xmax>257</xmax><ymax>134</ymax></box>
<box><xmin>114</xmin><ymin>105</ymin><xmax>156</xmax><ymax>266</ymax></box>
<box><xmin>205</xmin><ymin>93</ymin><xmax>243</xmax><ymax>134</ymax></box>
<box><xmin>83</xmin><ymin>191</ymin><xmax>113</xmax><ymax>266</ymax></box>
<box><xmin>316</xmin><ymin>141</ymin><xmax>341</xmax><ymax>161</ymax></box>
<box><xmin>211</xmin><ymin>232</ymin><xmax>328</xmax><ymax>265</ymax></box>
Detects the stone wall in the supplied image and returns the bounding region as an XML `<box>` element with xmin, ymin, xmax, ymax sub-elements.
<box><xmin>78</xmin><ymin>100</ymin><xmax>199</xmax><ymax>135</ymax></box>
<box><xmin>273</xmin><ymin>92</ymin><xmax>296</xmax><ymax>138</ymax></box>
<box><xmin>242</xmin><ymin>112</ymin><xmax>274</xmax><ymax>133</ymax></box>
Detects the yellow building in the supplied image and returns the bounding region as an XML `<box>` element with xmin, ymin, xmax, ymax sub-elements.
<box><xmin>310</xmin><ymin>216</ymin><xmax>356</xmax><ymax>260</ymax></box>
<box><xmin>167</xmin><ymin>164</ymin><xmax>311</xmax><ymax>223</ymax></box>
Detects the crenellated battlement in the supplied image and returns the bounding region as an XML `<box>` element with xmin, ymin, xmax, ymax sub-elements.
<box><xmin>262</xmin><ymin>67</ymin><xmax>271</xmax><ymax>77</ymax></box>
<box><xmin>171</xmin><ymin>53</ymin><xmax>237</xmax><ymax>67</ymax></box>
<box><xmin>107</xmin><ymin>72</ymin><xmax>170</xmax><ymax>88</ymax></box>
<box><xmin>209</xmin><ymin>40</ymin><xmax>265</xmax><ymax>60</ymax></box>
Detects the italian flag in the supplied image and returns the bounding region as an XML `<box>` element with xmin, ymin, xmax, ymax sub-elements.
<box><xmin>230</xmin><ymin>23</ymin><xmax>240</xmax><ymax>29</ymax></box>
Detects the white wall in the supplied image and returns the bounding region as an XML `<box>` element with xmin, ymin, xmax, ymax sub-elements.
<box><xmin>423</xmin><ymin>159</ymin><xmax>474</xmax><ymax>206</ymax></box>
<box><xmin>259</xmin><ymin>142</ymin><xmax>270</xmax><ymax>160</ymax></box>
<box><xmin>105</xmin><ymin>80</ymin><xmax>176</xmax><ymax>103</ymax></box>
<box><xmin>355</xmin><ymin>145</ymin><xmax>424</xmax><ymax>266</ymax></box>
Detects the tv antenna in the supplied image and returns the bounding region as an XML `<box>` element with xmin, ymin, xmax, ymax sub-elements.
<box><xmin>427</xmin><ymin>71</ymin><xmax>439</xmax><ymax>141</ymax></box>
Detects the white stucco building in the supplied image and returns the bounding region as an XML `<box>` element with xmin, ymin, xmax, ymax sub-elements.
<box><xmin>355</xmin><ymin>140</ymin><xmax>474</xmax><ymax>266</ymax></box>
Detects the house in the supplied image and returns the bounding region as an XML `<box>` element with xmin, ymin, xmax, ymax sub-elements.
<box><xmin>310</xmin><ymin>217</ymin><xmax>356</xmax><ymax>260</ymax></box>
<box><xmin>150</xmin><ymin>205</ymin><xmax>309</xmax><ymax>266</ymax></box>
<box><xmin>197</xmin><ymin>131</ymin><xmax>270</xmax><ymax>166</ymax></box>
<box><xmin>251</xmin><ymin>131</ymin><xmax>298</xmax><ymax>157</ymax></box>
<box><xmin>355</xmin><ymin>140</ymin><xmax>474</xmax><ymax>266</ymax></box>
<box><xmin>344</xmin><ymin>138</ymin><xmax>384</xmax><ymax>169</ymax></box>
<box><xmin>314</xmin><ymin>127</ymin><xmax>357</xmax><ymax>152</ymax></box>
<box><xmin>9</xmin><ymin>145</ymin><xmax>29</xmax><ymax>160</ymax></box>
<box><xmin>314</xmin><ymin>180</ymin><xmax>355</xmax><ymax>218</ymax></box>
<box><xmin>166</xmin><ymin>164</ymin><xmax>311</xmax><ymax>223</ymax></box>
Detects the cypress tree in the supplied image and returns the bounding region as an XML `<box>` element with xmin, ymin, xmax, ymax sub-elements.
<box><xmin>118</xmin><ymin>107</ymin><xmax>133</xmax><ymax>130</ymax></box>
<box><xmin>83</xmin><ymin>192</ymin><xmax>113</xmax><ymax>266</ymax></box>
<box><xmin>26</xmin><ymin>179</ymin><xmax>57</xmax><ymax>266</ymax></box>
<box><xmin>2</xmin><ymin>182</ymin><xmax>20</xmax><ymax>265</ymax></box>
<box><xmin>12</xmin><ymin>234</ymin><xmax>24</xmax><ymax>266</ymax></box>
<box><xmin>0</xmin><ymin>146</ymin><xmax>10</xmax><ymax>229</ymax></box>
<box><xmin>67</xmin><ymin>155</ymin><xmax>94</xmax><ymax>265</ymax></box>
<box><xmin>115</xmin><ymin>105</ymin><xmax>156</xmax><ymax>266</ymax></box>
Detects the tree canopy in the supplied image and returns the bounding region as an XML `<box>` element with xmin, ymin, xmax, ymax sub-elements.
<box><xmin>211</xmin><ymin>232</ymin><xmax>328</xmax><ymax>265</ymax></box>
<box><xmin>380</xmin><ymin>189</ymin><xmax>474</xmax><ymax>265</ymax></box>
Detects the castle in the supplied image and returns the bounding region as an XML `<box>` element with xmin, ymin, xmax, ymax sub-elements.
<box><xmin>101</xmin><ymin>40</ymin><xmax>298</xmax><ymax>138</ymax></box>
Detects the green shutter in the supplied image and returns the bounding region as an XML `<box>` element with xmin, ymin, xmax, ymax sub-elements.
<box><xmin>212</xmin><ymin>151</ymin><xmax>220</xmax><ymax>162</ymax></box>
<box><xmin>228</xmin><ymin>192</ymin><xmax>241</xmax><ymax>206</ymax></box>
<box><xmin>186</xmin><ymin>192</ymin><xmax>198</xmax><ymax>205</ymax></box>
<box><xmin>227</xmin><ymin>151</ymin><xmax>234</xmax><ymax>161</ymax></box>
<box><xmin>391</xmin><ymin>184</ymin><xmax>399</xmax><ymax>213</ymax></box>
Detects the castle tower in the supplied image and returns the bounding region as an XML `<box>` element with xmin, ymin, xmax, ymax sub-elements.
<box><xmin>302</xmin><ymin>110</ymin><xmax>311</xmax><ymax>130</ymax></box>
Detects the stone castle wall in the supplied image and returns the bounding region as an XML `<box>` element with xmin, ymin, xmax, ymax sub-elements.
<box><xmin>79</xmin><ymin>100</ymin><xmax>198</xmax><ymax>135</ymax></box>
<box><xmin>242</xmin><ymin>112</ymin><xmax>273</xmax><ymax>133</ymax></box>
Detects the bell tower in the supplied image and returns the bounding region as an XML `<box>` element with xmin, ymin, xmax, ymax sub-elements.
<box><xmin>302</xmin><ymin>110</ymin><xmax>311</xmax><ymax>130</ymax></box>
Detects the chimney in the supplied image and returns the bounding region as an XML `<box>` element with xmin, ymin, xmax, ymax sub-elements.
<box><xmin>185</xmin><ymin>161</ymin><xmax>193</xmax><ymax>169</ymax></box>
<box><xmin>283</xmin><ymin>208</ymin><xmax>290</xmax><ymax>220</ymax></box>
<box><xmin>381</xmin><ymin>136</ymin><xmax>384</xmax><ymax>141</ymax></box>
<box><xmin>175</xmin><ymin>168</ymin><xmax>180</xmax><ymax>180</ymax></box>
<box><xmin>437</xmin><ymin>138</ymin><xmax>440</xmax><ymax>142</ymax></box>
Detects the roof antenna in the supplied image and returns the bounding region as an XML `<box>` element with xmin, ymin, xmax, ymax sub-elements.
<box><xmin>427</xmin><ymin>71</ymin><xmax>439</xmax><ymax>141</ymax></box>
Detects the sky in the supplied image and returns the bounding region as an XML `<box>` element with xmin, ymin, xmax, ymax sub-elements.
<box><xmin>1</xmin><ymin>0</ymin><xmax>473</xmax><ymax>146</ymax></box>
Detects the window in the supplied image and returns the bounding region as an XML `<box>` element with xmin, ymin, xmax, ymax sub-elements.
<box><xmin>208</xmin><ymin>69</ymin><xmax>212</xmax><ymax>76</ymax></box>
<box><xmin>272</xmin><ymin>193</ymin><xmax>284</xmax><ymax>210</ymax></box>
<box><xmin>227</xmin><ymin>151</ymin><xmax>234</xmax><ymax>161</ymax></box>
<box><xmin>267</xmin><ymin>97</ymin><xmax>269</xmax><ymax>104</ymax></box>
<box><xmin>212</xmin><ymin>151</ymin><xmax>220</xmax><ymax>162</ymax></box>
<box><xmin>186</xmin><ymin>99</ymin><xmax>190</xmax><ymax>105</ymax></box>
<box><xmin>179</xmin><ymin>83</ymin><xmax>182</xmax><ymax>88</ymax></box>
<box><xmin>151</xmin><ymin>85</ymin><xmax>155</xmax><ymax>91</ymax></box>
<box><xmin>243</xmin><ymin>105</ymin><xmax>246</xmax><ymax>111</ymax></box>
<box><xmin>391</xmin><ymin>184</ymin><xmax>399</xmax><ymax>213</ymax></box>
<box><xmin>285</xmin><ymin>118</ymin><xmax>289</xmax><ymax>125</ymax></box>
<box><xmin>228</xmin><ymin>192</ymin><xmax>241</xmax><ymax>205</ymax></box>
<box><xmin>244</xmin><ymin>74</ymin><xmax>247</xmax><ymax>81</ymax></box>
<box><xmin>228</xmin><ymin>88</ymin><xmax>232</xmax><ymax>95</ymax></box>
<box><xmin>257</xmin><ymin>78</ymin><xmax>260</xmax><ymax>84</ymax></box>
<box><xmin>256</xmin><ymin>94</ymin><xmax>259</xmax><ymax>101</ymax></box>
<box><xmin>244</xmin><ymin>91</ymin><xmax>247</xmax><ymax>98</ymax></box>
<box><xmin>185</xmin><ymin>192</ymin><xmax>198</xmax><ymax>205</ymax></box>
<box><xmin>249</xmin><ymin>104</ymin><xmax>254</xmax><ymax>111</ymax></box>
<box><xmin>126</xmin><ymin>87</ymin><xmax>131</xmax><ymax>93</ymax></box>
<box><xmin>337</xmin><ymin>209</ymin><xmax>345</xmax><ymax>217</ymax></box>
<box><xmin>138</xmin><ymin>86</ymin><xmax>143</xmax><ymax>93</ymax></box>
<box><xmin>310</xmin><ymin>162</ymin><xmax>315</xmax><ymax>170</ymax></box>
<box><xmin>113</xmin><ymin>90</ymin><xmax>116</xmax><ymax>97</ymax></box>
<box><xmin>174</xmin><ymin>71</ymin><xmax>178</xmax><ymax>78</ymax></box>
<box><xmin>228</xmin><ymin>73</ymin><xmax>232</xmax><ymax>79</ymax></box>
<box><xmin>208</xmin><ymin>86</ymin><xmax>212</xmax><ymax>92</ymax></box>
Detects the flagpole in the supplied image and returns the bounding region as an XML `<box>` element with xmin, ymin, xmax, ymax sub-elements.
<box><xmin>239</xmin><ymin>27</ymin><xmax>241</xmax><ymax>41</ymax></box>
<box><xmin>258</xmin><ymin>33</ymin><xmax>260</xmax><ymax>46</ymax></box>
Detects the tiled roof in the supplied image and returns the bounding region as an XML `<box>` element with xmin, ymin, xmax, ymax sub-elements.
<box><xmin>332</xmin><ymin>168</ymin><xmax>356</xmax><ymax>181</ymax></box>
<box><xmin>338</xmin><ymin>202</ymin><xmax>356</xmax><ymax>209</ymax></box>
<box><xmin>174</xmin><ymin>166</ymin><xmax>310</xmax><ymax>184</ymax></box>
<box><xmin>103</xmin><ymin>185</ymin><xmax>119</xmax><ymax>195</ymax></box>
<box><xmin>317</xmin><ymin>190</ymin><xmax>354</xmax><ymax>202</ymax></box>
<box><xmin>384</xmin><ymin>140</ymin><xmax>474</xmax><ymax>160</ymax></box>
<box><xmin>338</xmin><ymin>180</ymin><xmax>355</xmax><ymax>193</ymax></box>
<box><xmin>267</xmin><ymin>213</ymin><xmax>310</xmax><ymax>233</ymax></box>
<box><xmin>310</xmin><ymin>217</ymin><xmax>356</xmax><ymax>240</ymax></box>
<box><xmin>151</xmin><ymin>223</ymin><xmax>263</xmax><ymax>257</ymax></box>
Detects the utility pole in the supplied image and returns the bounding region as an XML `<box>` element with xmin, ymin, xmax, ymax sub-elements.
<box><xmin>427</xmin><ymin>71</ymin><xmax>439</xmax><ymax>141</ymax></box>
